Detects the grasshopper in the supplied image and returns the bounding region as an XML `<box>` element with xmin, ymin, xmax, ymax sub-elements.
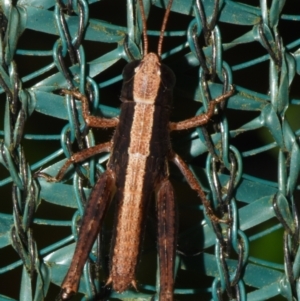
<box><xmin>41</xmin><ymin>0</ymin><xmax>234</xmax><ymax>299</ymax></box>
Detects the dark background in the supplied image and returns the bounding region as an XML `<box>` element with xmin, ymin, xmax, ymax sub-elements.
<box><xmin>0</xmin><ymin>0</ymin><xmax>300</xmax><ymax>300</ymax></box>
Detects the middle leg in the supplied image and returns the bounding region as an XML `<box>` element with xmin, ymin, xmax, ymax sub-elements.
<box><xmin>38</xmin><ymin>141</ymin><xmax>112</xmax><ymax>182</ymax></box>
<box><xmin>170</xmin><ymin>152</ymin><xmax>225</xmax><ymax>223</ymax></box>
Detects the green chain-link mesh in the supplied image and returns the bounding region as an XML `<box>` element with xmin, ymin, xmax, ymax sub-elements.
<box><xmin>0</xmin><ymin>0</ymin><xmax>299</xmax><ymax>300</ymax></box>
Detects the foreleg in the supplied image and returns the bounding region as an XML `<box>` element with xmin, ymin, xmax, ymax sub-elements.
<box><xmin>62</xmin><ymin>89</ymin><xmax>119</xmax><ymax>128</ymax></box>
<box><xmin>60</xmin><ymin>169</ymin><xmax>116</xmax><ymax>300</ymax></box>
<box><xmin>156</xmin><ymin>179</ymin><xmax>176</xmax><ymax>301</ymax></box>
<box><xmin>169</xmin><ymin>87</ymin><xmax>234</xmax><ymax>131</ymax></box>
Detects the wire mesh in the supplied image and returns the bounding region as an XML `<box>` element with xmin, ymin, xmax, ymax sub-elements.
<box><xmin>0</xmin><ymin>0</ymin><xmax>300</xmax><ymax>300</ymax></box>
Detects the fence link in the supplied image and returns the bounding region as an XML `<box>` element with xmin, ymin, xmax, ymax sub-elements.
<box><xmin>0</xmin><ymin>0</ymin><xmax>299</xmax><ymax>300</ymax></box>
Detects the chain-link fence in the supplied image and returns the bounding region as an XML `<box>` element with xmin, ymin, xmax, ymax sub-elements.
<box><xmin>0</xmin><ymin>0</ymin><xmax>299</xmax><ymax>300</ymax></box>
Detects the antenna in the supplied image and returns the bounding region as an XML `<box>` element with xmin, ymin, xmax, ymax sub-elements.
<box><xmin>138</xmin><ymin>0</ymin><xmax>148</xmax><ymax>56</ymax></box>
<box><xmin>158</xmin><ymin>0</ymin><xmax>173</xmax><ymax>57</ymax></box>
<box><xmin>138</xmin><ymin>0</ymin><xmax>174</xmax><ymax>57</ymax></box>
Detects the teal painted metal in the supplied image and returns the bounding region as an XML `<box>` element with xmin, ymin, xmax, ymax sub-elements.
<box><xmin>0</xmin><ymin>0</ymin><xmax>299</xmax><ymax>300</ymax></box>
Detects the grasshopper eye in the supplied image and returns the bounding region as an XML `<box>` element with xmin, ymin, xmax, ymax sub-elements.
<box><xmin>156</xmin><ymin>63</ymin><xmax>161</xmax><ymax>75</ymax></box>
<box><xmin>134</xmin><ymin>62</ymin><xmax>143</xmax><ymax>73</ymax></box>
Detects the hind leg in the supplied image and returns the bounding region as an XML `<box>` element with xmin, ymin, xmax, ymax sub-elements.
<box><xmin>156</xmin><ymin>179</ymin><xmax>176</xmax><ymax>301</ymax></box>
<box><xmin>61</xmin><ymin>169</ymin><xmax>116</xmax><ymax>300</ymax></box>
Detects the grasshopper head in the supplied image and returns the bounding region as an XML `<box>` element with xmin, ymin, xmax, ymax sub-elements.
<box><xmin>133</xmin><ymin>53</ymin><xmax>161</xmax><ymax>104</ymax></box>
<box><xmin>121</xmin><ymin>53</ymin><xmax>175</xmax><ymax>106</ymax></box>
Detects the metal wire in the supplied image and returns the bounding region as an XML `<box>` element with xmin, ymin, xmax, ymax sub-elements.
<box><xmin>0</xmin><ymin>0</ymin><xmax>300</xmax><ymax>300</ymax></box>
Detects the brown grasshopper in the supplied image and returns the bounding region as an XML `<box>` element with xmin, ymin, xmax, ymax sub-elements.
<box><xmin>40</xmin><ymin>0</ymin><xmax>234</xmax><ymax>300</ymax></box>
